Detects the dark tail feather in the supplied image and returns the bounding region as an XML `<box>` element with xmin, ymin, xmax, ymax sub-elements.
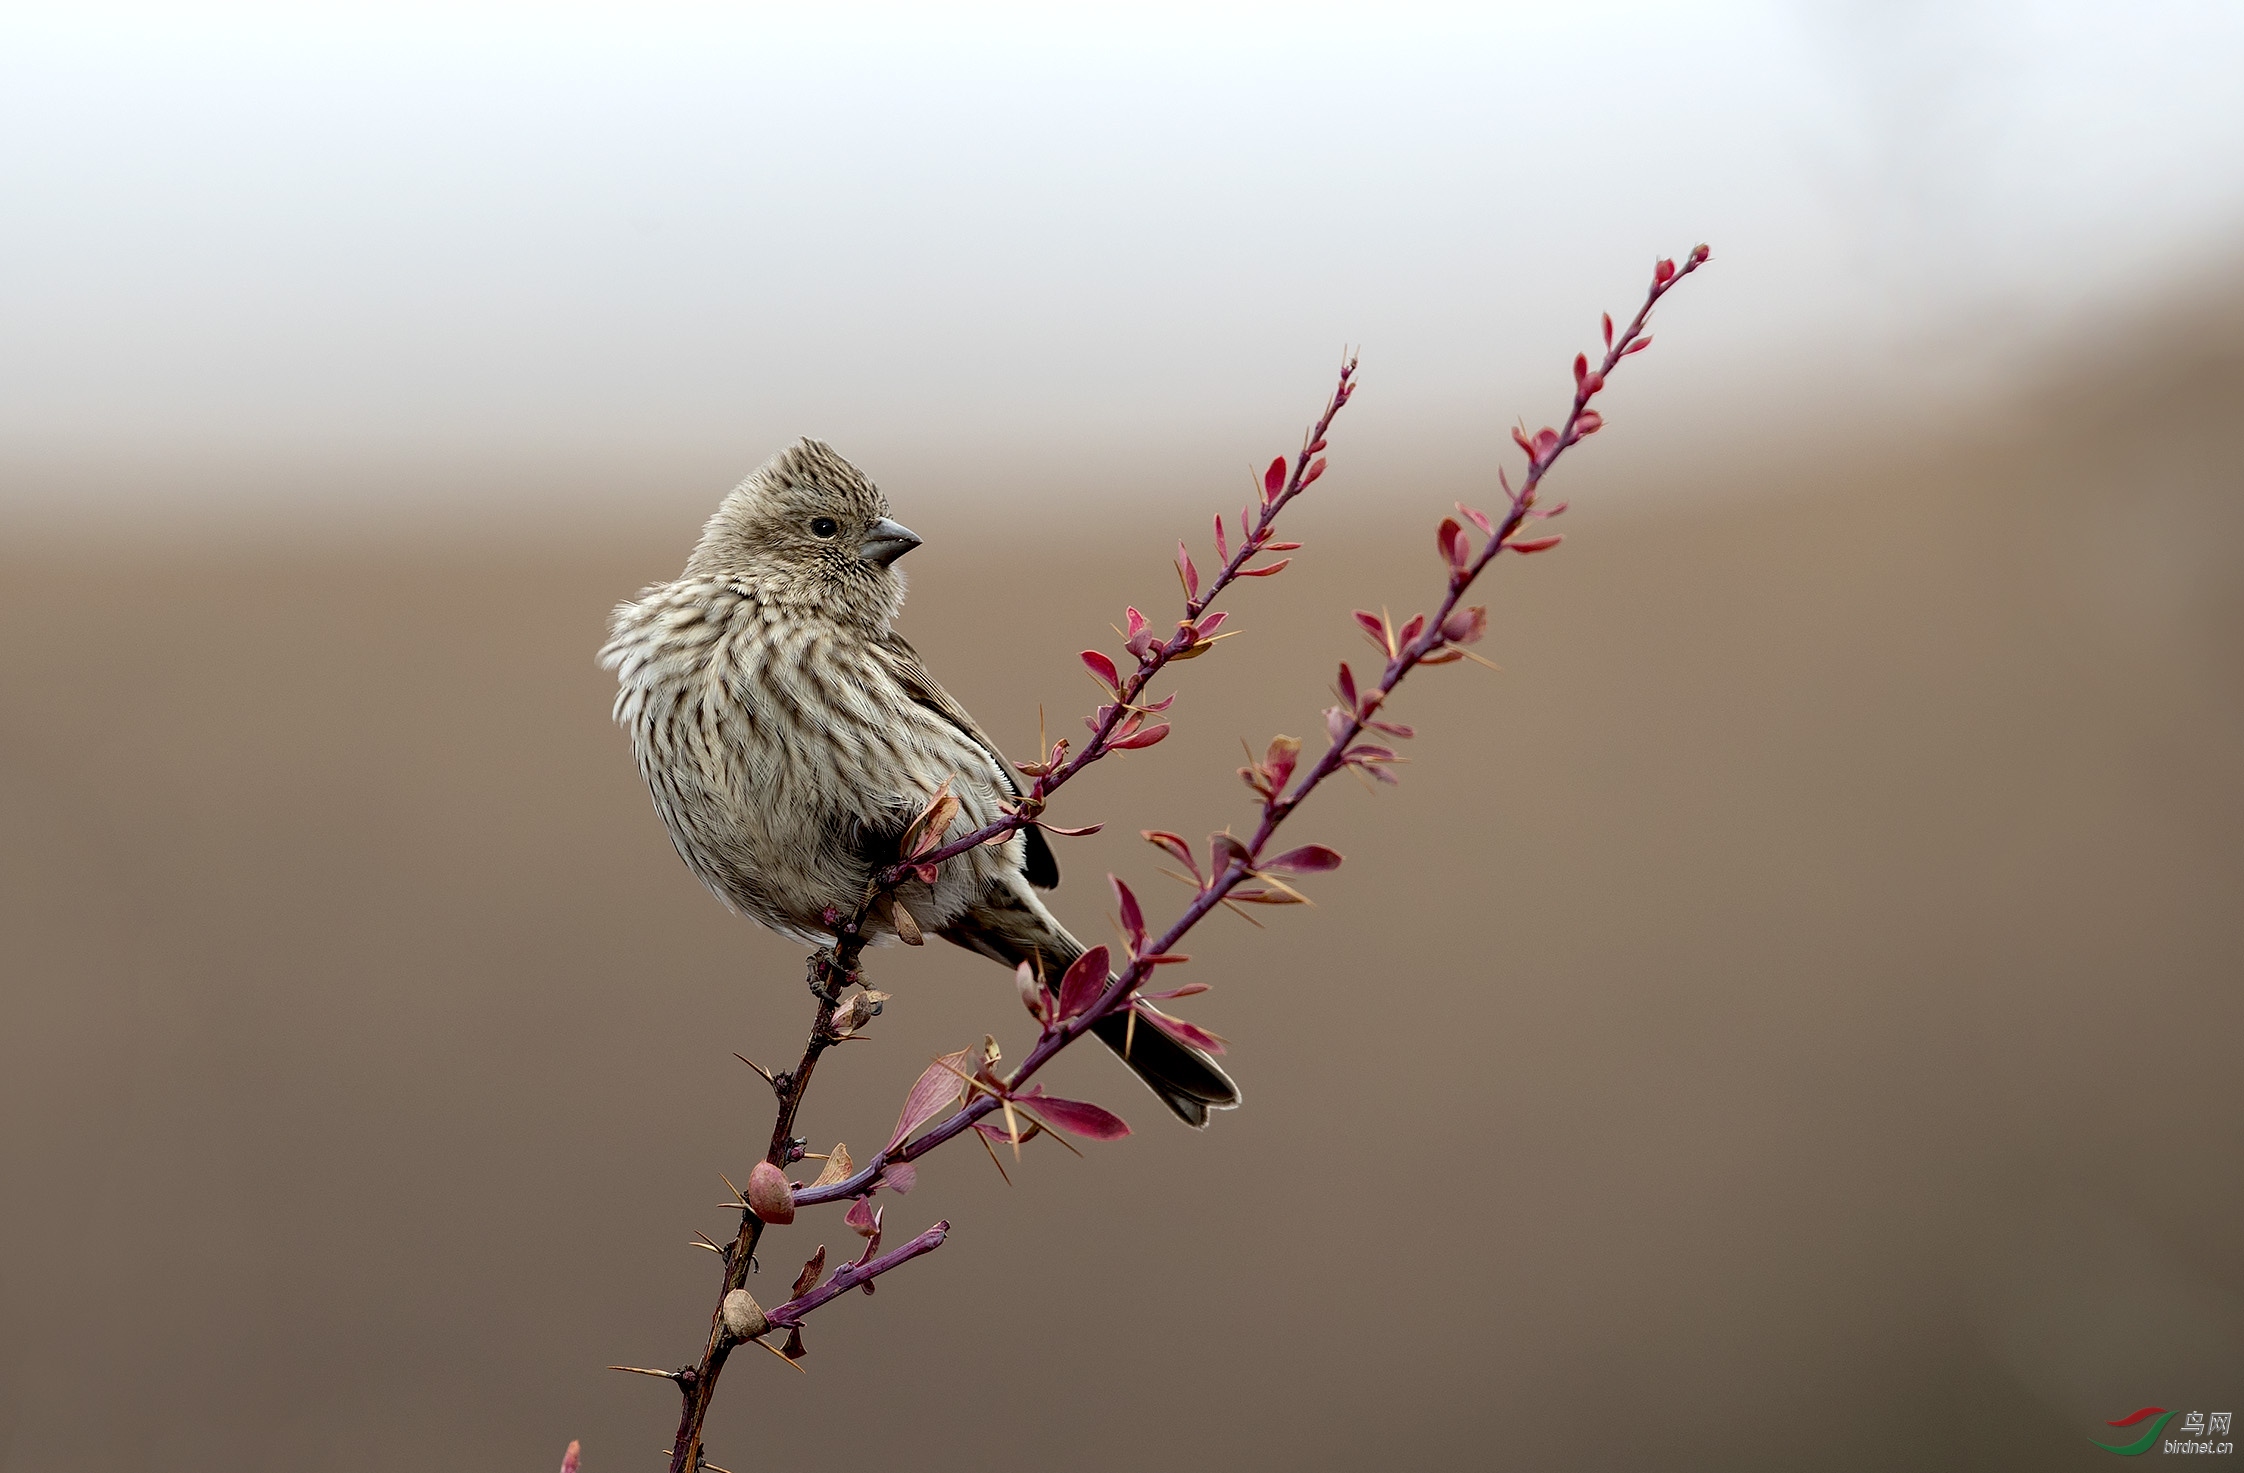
<box><xmin>936</xmin><ymin>878</ymin><xmax>1240</xmax><ymax>1129</ymax></box>
<box><xmin>1088</xmin><ymin>1008</ymin><xmax>1238</xmax><ymax>1128</ymax></box>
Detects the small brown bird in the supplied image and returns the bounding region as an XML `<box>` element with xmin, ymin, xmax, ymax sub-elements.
<box><xmin>599</xmin><ymin>440</ymin><xmax>1239</xmax><ymax>1125</ymax></box>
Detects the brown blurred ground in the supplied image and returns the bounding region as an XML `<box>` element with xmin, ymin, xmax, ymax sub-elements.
<box><xmin>2</xmin><ymin>299</ymin><xmax>2240</xmax><ymax>1472</ymax></box>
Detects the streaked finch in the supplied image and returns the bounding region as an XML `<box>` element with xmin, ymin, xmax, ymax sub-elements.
<box><xmin>600</xmin><ymin>440</ymin><xmax>1238</xmax><ymax>1125</ymax></box>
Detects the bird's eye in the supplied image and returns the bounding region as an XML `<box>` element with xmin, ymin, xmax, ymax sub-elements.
<box><xmin>810</xmin><ymin>517</ymin><xmax>839</xmax><ymax>539</ymax></box>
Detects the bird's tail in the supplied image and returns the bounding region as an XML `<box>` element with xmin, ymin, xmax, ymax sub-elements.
<box><xmin>938</xmin><ymin>876</ymin><xmax>1240</xmax><ymax>1128</ymax></box>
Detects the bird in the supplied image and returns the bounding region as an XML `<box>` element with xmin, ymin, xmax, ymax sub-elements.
<box><xmin>599</xmin><ymin>438</ymin><xmax>1240</xmax><ymax>1126</ymax></box>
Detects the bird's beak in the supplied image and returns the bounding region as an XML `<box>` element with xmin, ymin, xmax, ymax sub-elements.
<box><xmin>859</xmin><ymin>517</ymin><xmax>922</xmax><ymax>567</ymax></box>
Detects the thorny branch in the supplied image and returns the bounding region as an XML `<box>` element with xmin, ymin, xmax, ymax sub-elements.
<box><xmin>634</xmin><ymin>247</ymin><xmax>1710</xmax><ymax>1473</ymax></box>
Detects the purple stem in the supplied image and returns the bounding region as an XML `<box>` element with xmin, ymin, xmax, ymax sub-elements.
<box><xmin>766</xmin><ymin>1223</ymin><xmax>949</xmax><ymax>1327</ymax></box>
<box><xmin>795</xmin><ymin>252</ymin><xmax>1710</xmax><ymax>1210</ymax></box>
<box><xmin>879</xmin><ymin>360</ymin><xmax>1359</xmax><ymax>882</ymax></box>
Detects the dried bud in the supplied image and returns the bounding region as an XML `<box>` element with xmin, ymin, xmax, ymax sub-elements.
<box><xmin>1016</xmin><ymin>961</ymin><xmax>1048</xmax><ymax>1024</ymax></box>
<box><xmin>831</xmin><ymin>989</ymin><xmax>890</xmax><ymax>1036</ymax></box>
<box><xmin>721</xmin><ymin>1288</ymin><xmax>769</xmax><ymax>1341</ymax></box>
<box><xmin>746</xmin><ymin>1161</ymin><xmax>795</xmax><ymax>1224</ymax></box>
<box><xmin>792</xmin><ymin>1245</ymin><xmax>828</xmax><ymax>1298</ymax></box>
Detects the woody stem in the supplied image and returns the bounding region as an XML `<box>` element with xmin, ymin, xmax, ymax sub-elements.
<box><xmin>665</xmin><ymin>937</ymin><xmax>863</xmax><ymax>1473</ymax></box>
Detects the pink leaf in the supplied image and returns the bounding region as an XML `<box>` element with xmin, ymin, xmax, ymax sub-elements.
<box><xmin>1456</xmin><ymin>502</ymin><xmax>1493</xmax><ymax>535</ymax></box>
<box><xmin>1510</xmin><ymin>534</ymin><xmax>1563</xmax><ymax>554</ymax></box>
<box><xmin>887</xmin><ymin>1049</ymin><xmax>969</xmax><ymax>1150</ymax></box>
<box><xmin>1194</xmin><ymin>610</ymin><xmax>1227</xmax><ymax>639</ymax></box>
<box><xmin>884</xmin><ymin>1162</ymin><xmax>918</xmax><ymax>1194</ymax></box>
<box><xmin>747</xmin><ymin>1160</ymin><xmax>796</xmax><ymax>1224</ymax></box>
<box><xmin>1142</xmin><ymin>829</ymin><xmax>1200</xmax><ymax>879</ymax></box>
<box><xmin>1398</xmin><ymin>614</ymin><xmax>1426</xmax><ymax>647</ymax></box>
<box><xmin>1141</xmin><ymin>980</ymin><xmax>1210</xmax><ymax>1000</ymax></box>
<box><xmin>1212</xmin><ymin>513</ymin><xmax>1229</xmax><ymax>563</ymax></box>
<box><xmin>1263</xmin><ymin>455</ymin><xmax>1287</xmax><ymax>501</ymax></box>
<box><xmin>1210</xmin><ymin>832</ymin><xmax>1254</xmax><ymax>874</ymax></box>
<box><xmin>1602</xmin><ymin>311</ymin><xmax>1614</xmax><ymax>347</ymax></box>
<box><xmin>1654</xmin><ymin>256</ymin><xmax>1676</xmax><ymax>286</ymax></box>
<box><xmin>1262</xmin><ymin>844</ymin><xmax>1343</xmax><ymax>874</ymax></box>
<box><xmin>1623</xmin><ymin>335</ymin><xmax>1652</xmax><ymax>355</ymax></box>
<box><xmin>1135</xmin><ymin>1002</ymin><xmax>1228</xmax><ymax>1055</ymax></box>
<box><xmin>1124</xmin><ymin>606</ymin><xmax>1147</xmax><ymax>638</ymax></box>
<box><xmin>1352</xmin><ymin>610</ymin><xmax>1385</xmax><ymax>640</ymax></box>
<box><xmin>845</xmin><ymin>1196</ymin><xmax>879</xmax><ymax>1238</ymax></box>
<box><xmin>1367</xmin><ymin>719</ymin><xmax>1414</xmax><ymax>739</ymax></box>
<box><xmin>1336</xmin><ymin>662</ymin><xmax>1358</xmax><ymax>712</ymax></box>
<box><xmin>1264</xmin><ymin>734</ymin><xmax>1300</xmax><ymax>789</ymax></box>
<box><xmin>1057</xmin><ymin>945</ymin><xmax>1109</xmax><ymax>1022</ymax></box>
<box><xmin>1020</xmin><ymin>1089</ymin><xmax>1131</xmax><ymax>1140</ymax></box>
<box><xmin>1575</xmin><ymin>409</ymin><xmax>1604</xmax><ymax>435</ymax></box>
<box><xmin>1301</xmin><ymin>455</ymin><xmax>1327</xmax><ymax>487</ymax></box>
<box><xmin>1111</xmin><ymin>875</ymin><xmax>1146</xmax><ymax>949</ymax></box>
<box><xmin>1108</xmin><ymin>722</ymin><xmax>1170</xmax><ymax>750</ymax></box>
<box><xmin>560</xmin><ymin>1441</ymin><xmax>581</xmax><ymax>1473</ymax></box>
<box><xmin>1081</xmin><ymin>649</ymin><xmax>1119</xmax><ymax>691</ymax></box>
<box><xmin>1235</xmin><ymin>559</ymin><xmax>1290</xmax><ymax>577</ymax></box>
<box><xmin>1325</xmin><ymin>705</ymin><xmax>1352</xmax><ymax>744</ymax></box>
<box><xmin>1177</xmin><ymin>541</ymin><xmax>1200</xmax><ymax>598</ymax></box>
<box><xmin>1574</xmin><ymin>352</ymin><xmax>1589</xmax><ymax>387</ymax></box>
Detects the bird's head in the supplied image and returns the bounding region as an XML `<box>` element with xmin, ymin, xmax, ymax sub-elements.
<box><xmin>685</xmin><ymin>438</ymin><xmax>921</xmax><ymax>631</ymax></box>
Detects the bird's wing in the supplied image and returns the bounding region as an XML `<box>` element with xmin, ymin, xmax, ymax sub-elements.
<box><xmin>873</xmin><ymin>630</ymin><xmax>1060</xmax><ymax>889</ymax></box>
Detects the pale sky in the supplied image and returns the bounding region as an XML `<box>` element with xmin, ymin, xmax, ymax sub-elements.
<box><xmin>5</xmin><ymin>0</ymin><xmax>2243</xmax><ymax>526</ymax></box>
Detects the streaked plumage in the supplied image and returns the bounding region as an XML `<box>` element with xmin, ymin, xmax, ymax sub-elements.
<box><xmin>600</xmin><ymin>440</ymin><xmax>1238</xmax><ymax>1125</ymax></box>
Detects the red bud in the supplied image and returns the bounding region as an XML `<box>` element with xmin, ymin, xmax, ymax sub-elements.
<box><xmin>747</xmin><ymin>1161</ymin><xmax>796</xmax><ymax>1224</ymax></box>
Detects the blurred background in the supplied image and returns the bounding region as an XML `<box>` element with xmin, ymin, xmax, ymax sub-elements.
<box><xmin>3</xmin><ymin>2</ymin><xmax>2240</xmax><ymax>1469</ymax></box>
